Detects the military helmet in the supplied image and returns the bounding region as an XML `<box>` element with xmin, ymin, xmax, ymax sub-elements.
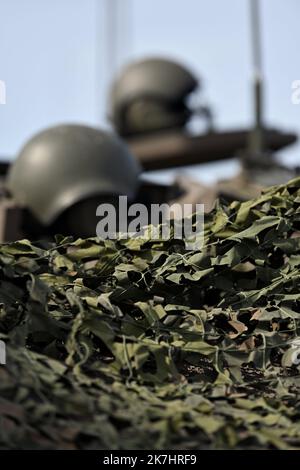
<box><xmin>7</xmin><ymin>124</ymin><xmax>141</xmax><ymax>226</ymax></box>
<box><xmin>110</xmin><ymin>57</ymin><xmax>199</xmax><ymax>137</ymax></box>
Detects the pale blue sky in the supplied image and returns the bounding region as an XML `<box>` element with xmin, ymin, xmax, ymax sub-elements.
<box><xmin>0</xmin><ymin>0</ymin><xmax>299</xmax><ymax>182</ymax></box>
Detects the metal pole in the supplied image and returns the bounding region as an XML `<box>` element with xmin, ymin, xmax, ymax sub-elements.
<box><xmin>249</xmin><ymin>0</ymin><xmax>264</xmax><ymax>155</ymax></box>
<box><xmin>106</xmin><ymin>0</ymin><xmax>118</xmax><ymax>82</ymax></box>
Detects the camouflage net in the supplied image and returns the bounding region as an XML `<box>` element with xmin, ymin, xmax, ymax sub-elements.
<box><xmin>1</xmin><ymin>177</ymin><xmax>300</xmax><ymax>449</ymax></box>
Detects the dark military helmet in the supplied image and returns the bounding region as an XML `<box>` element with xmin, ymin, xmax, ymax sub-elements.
<box><xmin>109</xmin><ymin>57</ymin><xmax>199</xmax><ymax>137</ymax></box>
<box><xmin>7</xmin><ymin>124</ymin><xmax>141</xmax><ymax>227</ymax></box>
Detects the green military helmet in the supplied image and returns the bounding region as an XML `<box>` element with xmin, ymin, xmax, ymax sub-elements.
<box><xmin>109</xmin><ymin>57</ymin><xmax>199</xmax><ymax>137</ymax></box>
<box><xmin>7</xmin><ymin>124</ymin><xmax>141</xmax><ymax>227</ymax></box>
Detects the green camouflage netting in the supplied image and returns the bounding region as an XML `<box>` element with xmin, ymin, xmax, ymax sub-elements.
<box><xmin>1</xmin><ymin>177</ymin><xmax>300</xmax><ymax>449</ymax></box>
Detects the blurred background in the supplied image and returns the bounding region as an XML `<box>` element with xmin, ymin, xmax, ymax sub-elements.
<box><xmin>0</xmin><ymin>0</ymin><xmax>299</xmax><ymax>183</ymax></box>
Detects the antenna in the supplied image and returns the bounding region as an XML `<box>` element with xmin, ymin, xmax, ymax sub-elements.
<box><xmin>248</xmin><ymin>0</ymin><xmax>264</xmax><ymax>156</ymax></box>
<box><xmin>105</xmin><ymin>0</ymin><xmax>132</xmax><ymax>80</ymax></box>
<box><xmin>106</xmin><ymin>0</ymin><xmax>118</xmax><ymax>81</ymax></box>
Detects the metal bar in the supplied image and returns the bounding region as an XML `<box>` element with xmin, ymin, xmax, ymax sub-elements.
<box><xmin>128</xmin><ymin>129</ymin><xmax>297</xmax><ymax>171</ymax></box>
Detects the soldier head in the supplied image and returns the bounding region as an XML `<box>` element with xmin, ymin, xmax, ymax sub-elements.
<box><xmin>109</xmin><ymin>57</ymin><xmax>199</xmax><ymax>137</ymax></box>
<box><xmin>7</xmin><ymin>124</ymin><xmax>141</xmax><ymax>238</ymax></box>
